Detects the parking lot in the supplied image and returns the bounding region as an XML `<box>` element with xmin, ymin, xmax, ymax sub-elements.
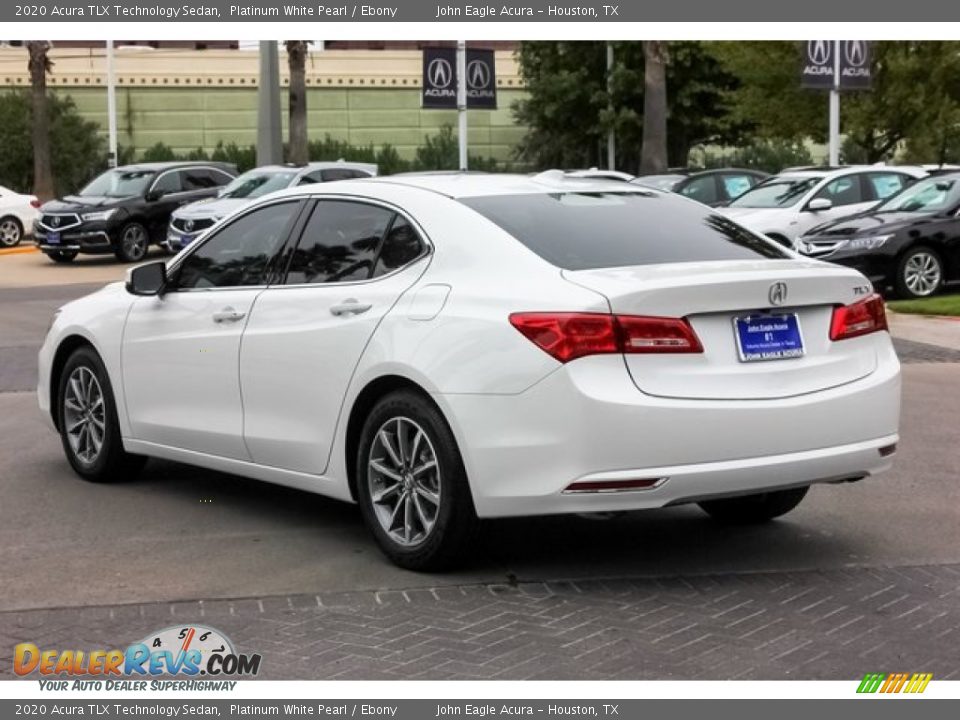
<box><xmin>1</xmin><ymin>248</ymin><xmax>959</xmax><ymax>680</ymax></box>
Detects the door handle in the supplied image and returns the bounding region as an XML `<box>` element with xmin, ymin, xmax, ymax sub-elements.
<box><xmin>330</xmin><ymin>299</ymin><xmax>372</xmax><ymax>317</ymax></box>
<box><xmin>212</xmin><ymin>307</ymin><xmax>246</xmax><ymax>323</ymax></box>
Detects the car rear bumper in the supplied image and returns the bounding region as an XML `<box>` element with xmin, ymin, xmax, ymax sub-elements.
<box><xmin>440</xmin><ymin>340</ymin><xmax>901</xmax><ymax>518</ymax></box>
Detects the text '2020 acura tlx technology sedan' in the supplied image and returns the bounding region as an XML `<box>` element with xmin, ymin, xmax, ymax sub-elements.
<box><xmin>38</xmin><ymin>172</ymin><xmax>901</xmax><ymax>570</ymax></box>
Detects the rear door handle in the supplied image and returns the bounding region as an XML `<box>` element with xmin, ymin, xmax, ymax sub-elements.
<box><xmin>212</xmin><ymin>307</ymin><xmax>246</xmax><ymax>323</ymax></box>
<box><xmin>330</xmin><ymin>300</ymin><xmax>372</xmax><ymax>317</ymax></box>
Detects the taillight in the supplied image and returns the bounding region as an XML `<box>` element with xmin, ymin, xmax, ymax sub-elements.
<box><xmin>509</xmin><ymin>312</ymin><xmax>703</xmax><ymax>363</ymax></box>
<box><xmin>830</xmin><ymin>293</ymin><xmax>888</xmax><ymax>341</ymax></box>
<box><xmin>30</xmin><ymin>198</ymin><xmax>41</xmax><ymax>208</ymax></box>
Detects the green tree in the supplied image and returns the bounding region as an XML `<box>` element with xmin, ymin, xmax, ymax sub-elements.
<box><xmin>0</xmin><ymin>91</ymin><xmax>105</xmax><ymax>196</ymax></box>
<box><xmin>640</xmin><ymin>41</ymin><xmax>668</xmax><ymax>173</ymax></box>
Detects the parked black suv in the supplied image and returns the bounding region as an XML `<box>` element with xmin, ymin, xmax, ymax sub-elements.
<box><xmin>34</xmin><ymin>162</ymin><xmax>237</xmax><ymax>263</ymax></box>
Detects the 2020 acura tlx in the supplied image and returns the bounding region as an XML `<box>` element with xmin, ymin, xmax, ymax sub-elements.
<box><xmin>37</xmin><ymin>172</ymin><xmax>901</xmax><ymax>570</ymax></box>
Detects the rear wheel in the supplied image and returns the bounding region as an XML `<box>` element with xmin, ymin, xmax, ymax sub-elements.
<box><xmin>698</xmin><ymin>486</ymin><xmax>809</xmax><ymax>524</ymax></box>
<box><xmin>356</xmin><ymin>390</ymin><xmax>478</xmax><ymax>571</ymax></box>
<box><xmin>0</xmin><ymin>216</ymin><xmax>23</xmax><ymax>247</ymax></box>
<box><xmin>896</xmin><ymin>247</ymin><xmax>942</xmax><ymax>299</ymax></box>
<box><xmin>114</xmin><ymin>222</ymin><xmax>149</xmax><ymax>263</ymax></box>
<box><xmin>46</xmin><ymin>250</ymin><xmax>78</xmax><ymax>263</ymax></box>
<box><xmin>57</xmin><ymin>346</ymin><xmax>146</xmax><ymax>483</ymax></box>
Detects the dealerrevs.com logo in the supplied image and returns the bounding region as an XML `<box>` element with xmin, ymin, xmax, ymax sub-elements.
<box><xmin>14</xmin><ymin>625</ymin><xmax>261</xmax><ymax>690</ymax></box>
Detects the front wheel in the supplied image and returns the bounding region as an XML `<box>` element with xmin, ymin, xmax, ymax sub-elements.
<box><xmin>896</xmin><ymin>247</ymin><xmax>942</xmax><ymax>299</ymax></box>
<box><xmin>698</xmin><ymin>486</ymin><xmax>809</xmax><ymax>524</ymax></box>
<box><xmin>57</xmin><ymin>346</ymin><xmax>146</xmax><ymax>483</ymax></box>
<box><xmin>356</xmin><ymin>391</ymin><xmax>478</xmax><ymax>571</ymax></box>
<box><xmin>46</xmin><ymin>250</ymin><xmax>78</xmax><ymax>263</ymax></box>
<box><xmin>0</xmin><ymin>216</ymin><xmax>23</xmax><ymax>247</ymax></box>
<box><xmin>114</xmin><ymin>222</ymin><xmax>149</xmax><ymax>263</ymax></box>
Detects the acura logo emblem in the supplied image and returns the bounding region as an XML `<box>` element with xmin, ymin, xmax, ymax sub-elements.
<box><xmin>845</xmin><ymin>40</ymin><xmax>866</xmax><ymax>67</ymax></box>
<box><xmin>807</xmin><ymin>40</ymin><xmax>831</xmax><ymax>65</ymax></box>
<box><xmin>184</xmin><ymin>219</ymin><xmax>195</xmax><ymax>232</ymax></box>
<box><xmin>427</xmin><ymin>58</ymin><xmax>453</xmax><ymax>89</ymax></box>
<box><xmin>467</xmin><ymin>59</ymin><xmax>491</xmax><ymax>89</ymax></box>
<box><xmin>50</xmin><ymin>216</ymin><xmax>61</xmax><ymax>227</ymax></box>
<box><xmin>769</xmin><ymin>282</ymin><xmax>788</xmax><ymax>306</ymax></box>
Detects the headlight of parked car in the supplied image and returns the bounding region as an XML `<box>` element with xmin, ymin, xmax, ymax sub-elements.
<box><xmin>845</xmin><ymin>234</ymin><xmax>893</xmax><ymax>251</ymax></box>
<box><xmin>80</xmin><ymin>209</ymin><xmax>118</xmax><ymax>222</ymax></box>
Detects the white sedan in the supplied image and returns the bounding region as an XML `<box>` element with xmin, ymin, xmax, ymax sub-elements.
<box><xmin>0</xmin><ymin>185</ymin><xmax>40</xmax><ymax>247</ymax></box>
<box><xmin>37</xmin><ymin>173</ymin><xmax>901</xmax><ymax>570</ymax></box>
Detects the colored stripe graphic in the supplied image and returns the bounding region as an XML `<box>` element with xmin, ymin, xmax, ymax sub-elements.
<box><xmin>857</xmin><ymin>672</ymin><xmax>931</xmax><ymax>694</ymax></box>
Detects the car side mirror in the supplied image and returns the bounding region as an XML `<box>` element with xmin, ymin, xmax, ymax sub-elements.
<box><xmin>807</xmin><ymin>198</ymin><xmax>833</xmax><ymax>212</ymax></box>
<box><xmin>145</xmin><ymin>190</ymin><xmax>163</xmax><ymax>202</ymax></box>
<box><xmin>126</xmin><ymin>261</ymin><xmax>167</xmax><ymax>297</ymax></box>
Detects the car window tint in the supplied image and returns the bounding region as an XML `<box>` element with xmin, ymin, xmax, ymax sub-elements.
<box><xmin>814</xmin><ymin>175</ymin><xmax>864</xmax><ymax>206</ymax></box>
<box><xmin>182</xmin><ymin>169</ymin><xmax>221</xmax><ymax>191</ymax></box>
<box><xmin>678</xmin><ymin>176</ymin><xmax>718</xmax><ymax>204</ymax></box>
<box><xmin>152</xmin><ymin>171</ymin><xmax>183</xmax><ymax>195</ymax></box>
<box><xmin>175</xmin><ymin>202</ymin><xmax>298</xmax><ymax>289</ymax></box>
<box><xmin>321</xmin><ymin>168</ymin><xmax>369</xmax><ymax>182</ymax></box>
<box><xmin>722</xmin><ymin>174</ymin><xmax>755</xmax><ymax>200</ymax></box>
<box><xmin>868</xmin><ymin>173</ymin><xmax>908</xmax><ymax>200</ymax></box>
<box><xmin>460</xmin><ymin>192</ymin><xmax>788</xmax><ymax>271</ymax></box>
<box><xmin>286</xmin><ymin>201</ymin><xmax>393</xmax><ymax>284</ymax></box>
<box><xmin>372</xmin><ymin>216</ymin><xmax>425</xmax><ymax>277</ymax></box>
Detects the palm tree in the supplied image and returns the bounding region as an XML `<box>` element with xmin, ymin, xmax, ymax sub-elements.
<box><xmin>285</xmin><ymin>41</ymin><xmax>310</xmax><ymax>165</ymax></box>
<box><xmin>640</xmin><ymin>41</ymin><xmax>668</xmax><ymax>174</ymax></box>
<box><xmin>26</xmin><ymin>41</ymin><xmax>54</xmax><ymax>200</ymax></box>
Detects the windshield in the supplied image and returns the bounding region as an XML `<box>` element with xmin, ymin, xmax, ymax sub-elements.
<box><xmin>875</xmin><ymin>177</ymin><xmax>960</xmax><ymax>213</ymax></box>
<box><xmin>79</xmin><ymin>169</ymin><xmax>155</xmax><ymax>198</ymax></box>
<box><xmin>728</xmin><ymin>176</ymin><xmax>822</xmax><ymax>208</ymax></box>
<box><xmin>633</xmin><ymin>175</ymin><xmax>685</xmax><ymax>191</ymax></box>
<box><xmin>219</xmin><ymin>171</ymin><xmax>297</xmax><ymax>199</ymax></box>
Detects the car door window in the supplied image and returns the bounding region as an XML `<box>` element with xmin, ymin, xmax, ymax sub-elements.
<box><xmin>721</xmin><ymin>174</ymin><xmax>756</xmax><ymax>201</ymax></box>
<box><xmin>151</xmin><ymin>171</ymin><xmax>182</xmax><ymax>196</ymax></box>
<box><xmin>678</xmin><ymin>176</ymin><xmax>719</xmax><ymax>205</ymax></box>
<box><xmin>867</xmin><ymin>172</ymin><xmax>909</xmax><ymax>201</ymax></box>
<box><xmin>175</xmin><ymin>201</ymin><xmax>299</xmax><ymax>289</ymax></box>
<box><xmin>182</xmin><ymin>168</ymin><xmax>221</xmax><ymax>191</ymax></box>
<box><xmin>285</xmin><ymin>200</ymin><xmax>393</xmax><ymax>284</ymax></box>
<box><xmin>814</xmin><ymin>175</ymin><xmax>864</xmax><ymax>207</ymax></box>
<box><xmin>372</xmin><ymin>216</ymin><xmax>425</xmax><ymax>277</ymax></box>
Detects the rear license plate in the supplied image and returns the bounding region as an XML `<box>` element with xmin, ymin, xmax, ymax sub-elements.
<box><xmin>734</xmin><ymin>313</ymin><xmax>805</xmax><ymax>362</ymax></box>
<box><xmin>47</xmin><ymin>231</ymin><xmax>60</xmax><ymax>245</ymax></box>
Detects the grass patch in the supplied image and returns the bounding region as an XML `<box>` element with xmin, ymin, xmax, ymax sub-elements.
<box><xmin>888</xmin><ymin>293</ymin><xmax>960</xmax><ymax>317</ymax></box>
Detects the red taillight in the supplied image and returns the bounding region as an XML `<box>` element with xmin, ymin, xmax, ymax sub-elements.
<box><xmin>509</xmin><ymin>312</ymin><xmax>703</xmax><ymax>363</ymax></box>
<box><xmin>30</xmin><ymin>198</ymin><xmax>41</xmax><ymax>208</ymax></box>
<box><xmin>830</xmin><ymin>293</ymin><xmax>888</xmax><ymax>341</ymax></box>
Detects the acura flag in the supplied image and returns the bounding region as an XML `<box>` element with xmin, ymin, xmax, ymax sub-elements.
<box><xmin>422</xmin><ymin>47</ymin><xmax>497</xmax><ymax>109</ymax></box>
<box><xmin>801</xmin><ymin>40</ymin><xmax>871</xmax><ymax>90</ymax></box>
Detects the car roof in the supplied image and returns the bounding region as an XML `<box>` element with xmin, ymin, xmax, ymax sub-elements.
<box><xmin>115</xmin><ymin>161</ymin><xmax>234</xmax><ymax>172</ymax></box>
<box><xmin>272</xmin><ymin>170</ymin><xmax>661</xmax><ymax>200</ymax></box>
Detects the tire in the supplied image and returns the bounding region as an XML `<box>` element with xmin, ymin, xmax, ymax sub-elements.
<box><xmin>57</xmin><ymin>345</ymin><xmax>146</xmax><ymax>483</ymax></box>
<box><xmin>0</xmin><ymin>215</ymin><xmax>23</xmax><ymax>248</ymax></box>
<box><xmin>895</xmin><ymin>247</ymin><xmax>943</xmax><ymax>299</ymax></box>
<box><xmin>356</xmin><ymin>390</ymin><xmax>478</xmax><ymax>571</ymax></box>
<box><xmin>46</xmin><ymin>250</ymin><xmax>78</xmax><ymax>264</ymax></box>
<box><xmin>114</xmin><ymin>222</ymin><xmax>150</xmax><ymax>263</ymax></box>
<box><xmin>698</xmin><ymin>486</ymin><xmax>809</xmax><ymax>525</ymax></box>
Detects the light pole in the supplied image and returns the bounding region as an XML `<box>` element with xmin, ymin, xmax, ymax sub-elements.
<box><xmin>106</xmin><ymin>40</ymin><xmax>117</xmax><ymax>167</ymax></box>
<box><xmin>257</xmin><ymin>41</ymin><xmax>283</xmax><ymax>166</ymax></box>
<box><xmin>457</xmin><ymin>40</ymin><xmax>467</xmax><ymax>171</ymax></box>
<box><xmin>828</xmin><ymin>40</ymin><xmax>840</xmax><ymax>165</ymax></box>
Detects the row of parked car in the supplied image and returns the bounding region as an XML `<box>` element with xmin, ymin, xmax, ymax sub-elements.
<box><xmin>573</xmin><ymin>164</ymin><xmax>960</xmax><ymax>299</ymax></box>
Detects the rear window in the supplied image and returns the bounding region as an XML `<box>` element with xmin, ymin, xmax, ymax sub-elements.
<box><xmin>459</xmin><ymin>192</ymin><xmax>788</xmax><ymax>271</ymax></box>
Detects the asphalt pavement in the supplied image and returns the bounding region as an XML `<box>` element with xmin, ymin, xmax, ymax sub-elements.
<box><xmin>1</xmin><ymin>249</ymin><xmax>959</xmax><ymax>680</ymax></box>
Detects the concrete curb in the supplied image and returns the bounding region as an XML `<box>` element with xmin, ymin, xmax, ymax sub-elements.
<box><xmin>0</xmin><ymin>245</ymin><xmax>38</xmax><ymax>256</ymax></box>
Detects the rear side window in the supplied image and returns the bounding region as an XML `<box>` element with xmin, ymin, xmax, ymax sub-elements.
<box><xmin>678</xmin><ymin>176</ymin><xmax>718</xmax><ymax>205</ymax></box>
<box><xmin>867</xmin><ymin>172</ymin><xmax>909</xmax><ymax>200</ymax></box>
<box><xmin>373</xmin><ymin>216</ymin><xmax>425</xmax><ymax>277</ymax></box>
<box><xmin>459</xmin><ymin>192</ymin><xmax>788</xmax><ymax>271</ymax></box>
<box><xmin>321</xmin><ymin>168</ymin><xmax>371</xmax><ymax>181</ymax></box>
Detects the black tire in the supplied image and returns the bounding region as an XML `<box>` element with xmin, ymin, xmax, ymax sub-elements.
<box><xmin>356</xmin><ymin>390</ymin><xmax>478</xmax><ymax>571</ymax></box>
<box><xmin>114</xmin><ymin>222</ymin><xmax>150</xmax><ymax>263</ymax></box>
<box><xmin>56</xmin><ymin>345</ymin><xmax>146</xmax><ymax>483</ymax></box>
<box><xmin>46</xmin><ymin>250</ymin><xmax>78</xmax><ymax>263</ymax></box>
<box><xmin>895</xmin><ymin>247</ymin><xmax>943</xmax><ymax>299</ymax></box>
<box><xmin>0</xmin><ymin>215</ymin><xmax>23</xmax><ymax>248</ymax></box>
<box><xmin>698</xmin><ymin>486</ymin><xmax>809</xmax><ymax>525</ymax></box>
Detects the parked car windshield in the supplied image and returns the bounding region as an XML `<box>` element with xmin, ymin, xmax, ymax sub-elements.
<box><xmin>460</xmin><ymin>192</ymin><xmax>788</xmax><ymax>271</ymax></box>
<box><xmin>78</xmin><ymin>169</ymin><xmax>155</xmax><ymax>198</ymax></box>
<box><xmin>219</xmin><ymin>171</ymin><xmax>298</xmax><ymax>199</ymax></box>
<box><xmin>727</xmin><ymin>176</ymin><xmax>822</xmax><ymax>208</ymax></box>
<box><xmin>632</xmin><ymin>174</ymin><xmax>685</xmax><ymax>191</ymax></box>
<box><xmin>874</xmin><ymin>176</ymin><xmax>960</xmax><ymax>213</ymax></box>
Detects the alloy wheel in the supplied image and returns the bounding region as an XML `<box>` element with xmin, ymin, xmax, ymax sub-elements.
<box><xmin>0</xmin><ymin>218</ymin><xmax>21</xmax><ymax>247</ymax></box>
<box><xmin>903</xmin><ymin>251</ymin><xmax>941</xmax><ymax>297</ymax></box>
<box><xmin>63</xmin><ymin>366</ymin><xmax>106</xmax><ymax>466</ymax></box>
<box><xmin>122</xmin><ymin>225</ymin><xmax>148</xmax><ymax>261</ymax></box>
<box><xmin>367</xmin><ymin>416</ymin><xmax>441</xmax><ymax>547</ymax></box>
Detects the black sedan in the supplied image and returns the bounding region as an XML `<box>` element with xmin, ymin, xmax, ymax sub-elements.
<box><xmin>631</xmin><ymin>168</ymin><xmax>769</xmax><ymax>207</ymax></box>
<box><xmin>796</xmin><ymin>173</ymin><xmax>960</xmax><ymax>298</ymax></box>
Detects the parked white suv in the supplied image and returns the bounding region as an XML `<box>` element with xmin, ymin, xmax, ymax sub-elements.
<box><xmin>0</xmin><ymin>184</ymin><xmax>40</xmax><ymax>248</ymax></box>
<box><xmin>719</xmin><ymin>166</ymin><xmax>926</xmax><ymax>246</ymax></box>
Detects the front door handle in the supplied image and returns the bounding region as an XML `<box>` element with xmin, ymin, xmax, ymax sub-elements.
<box><xmin>212</xmin><ymin>307</ymin><xmax>246</xmax><ymax>323</ymax></box>
<box><xmin>330</xmin><ymin>299</ymin><xmax>372</xmax><ymax>317</ymax></box>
